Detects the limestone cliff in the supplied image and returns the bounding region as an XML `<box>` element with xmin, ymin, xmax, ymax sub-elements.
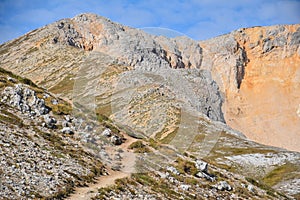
<box><xmin>201</xmin><ymin>25</ymin><xmax>300</xmax><ymax>152</ymax></box>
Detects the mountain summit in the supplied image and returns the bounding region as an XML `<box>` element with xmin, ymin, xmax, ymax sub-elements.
<box><xmin>0</xmin><ymin>13</ymin><xmax>299</xmax><ymax>199</ymax></box>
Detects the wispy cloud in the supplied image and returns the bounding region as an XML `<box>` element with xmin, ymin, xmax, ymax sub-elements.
<box><xmin>0</xmin><ymin>0</ymin><xmax>299</xmax><ymax>44</ymax></box>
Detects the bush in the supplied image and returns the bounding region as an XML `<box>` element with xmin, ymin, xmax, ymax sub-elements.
<box><xmin>129</xmin><ymin>141</ymin><xmax>151</xmax><ymax>153</ymax></box>
<box><xmin>176</xmin><ymin>158</ymin><xmax>198</xmax><ymax>176</ymax></box>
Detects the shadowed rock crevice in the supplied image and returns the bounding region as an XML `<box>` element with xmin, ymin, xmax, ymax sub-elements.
<box><xmin>235</xmin><ymin>44</ymin><xmax>248</xmax><ymax>89</ymax></box>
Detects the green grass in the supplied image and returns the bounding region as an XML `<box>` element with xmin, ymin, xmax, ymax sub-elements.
<box><xmin>132</xmin><ymin>173</ymin><xmax>182</xmax><ymax>199</ymax></box>
<box><xmin>0</xmin><ymin>67</ymin><xmax>38</xmax><ymax>87</ymax></box>
<box><xmin>262</xmin><ymin>162</ymin><xmax>299</xmax><ymax>186</ymax></box>
<box><xmin>245</xmin><ymin>177</ymin><xmax>288</xmax><ymax>198</ymax></box>
<box><xmin>49</xmin><ymin>74</ymin><xmax>74</xmax><ymax>94</ymax></box>
<box><xmin>147</xmin><ymin>138</ymin><xmax>159</xmax><ymax>149</ymax></box>
<box><xmin>128</xmin><ymin>141</ymin><xmax>151</xmax><ymax>153</ymax></box>
<box><xmin>95</xmin><ymin>113</ymin><xmax>121</xmax><ymax>134</ymax></box>
<box><xmin>96</xmin><ymin>172</ymin><xmax>187</xmax><ymax>199</ymax></box>
<box><xmin>160</xmin><ymin>127</ymin><xmax>179</xmax><ymax>144</ymax></box>
<box><xmin>51</xmin><ymin>101</ymin><xmax>72</xmax><ymax>115</ymax></box>
<box><xmin>0</xmin><ymin>110</ymin><xmax>24</xmax><ymax>127</ymax></box>
<box><xmin>95</xmin><ymin>104</ymin><xmax>112</xmax><ymax>118</ymax></box>
<box><xmin>175</xmin><ymin>158</ymin><xmax>198</xmax><ymax>176</ymax></box>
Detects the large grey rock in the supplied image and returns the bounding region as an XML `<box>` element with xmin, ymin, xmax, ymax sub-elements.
<box><xmin>196</xmin><ymin>172</ymin><xmax>215</xmax><ymax>182</ymax></box>
<box><xmin>102</xmin><ymin>128</ymin><xmax>112</xmax><ymax>137</ymax></box>
<box><xmin>110</xmin><ymin>135</ymin><xmax>122</xmax><ymax>145</ymax></box>
<box><xmin>263</xmin><ymin>38</ymin><xmax>274</xmax><ymax>53</ymax></box>
<box><xmin>1</xmin><ymin>84</ymin><xmax>49</xmax><ymax>116</ymax></box>
<box><xmin>195</xmin><ymin>160</ymin><xmax>208</xmax><ymax>173</ymax></box>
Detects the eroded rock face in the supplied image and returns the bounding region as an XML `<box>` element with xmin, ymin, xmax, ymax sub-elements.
<box><xmin>200</xmin><ymin>25</ymin><xmax>300</xmax><ymax>152</ymax></box>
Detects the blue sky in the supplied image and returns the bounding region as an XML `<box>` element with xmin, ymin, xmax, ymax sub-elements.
<box><xmin>0</xmin><ymin>0</ymin><xmax>300</xmax><ymax>44</ymax></box>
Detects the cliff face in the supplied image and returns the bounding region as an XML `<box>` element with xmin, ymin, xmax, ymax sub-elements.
<box><xmin>200</xmin><ymin>25</ymin><xmax>300</xmax><ymax>152</ymax></box>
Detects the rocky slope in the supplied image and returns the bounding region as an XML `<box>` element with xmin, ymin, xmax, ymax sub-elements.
<box><xmin>0</xmin><ymin>13</ymin><xmax>299</xmax><ymax>199</ymax></box>
<box><xmin>2</xmin><ymin>67</ymin><xmax>297</xmax><ymax>199</ymax></box>
<box><xmin>0</xmin><ymin>68</ymin><xmax>106</xmax><ymax>199</ymax></box>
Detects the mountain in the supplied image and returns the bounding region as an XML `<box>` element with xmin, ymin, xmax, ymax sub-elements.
<box><xmin>0</xmin><ymin>13</ymin><xmax>299</xmax><ymax>199</ymax></box>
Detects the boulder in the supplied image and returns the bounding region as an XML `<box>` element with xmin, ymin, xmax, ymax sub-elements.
<box><xmin>196</xmin><ymin>172</ymin><xmax>215</xmax><ymax>182</ymax></box>
<box><xmin>102</xmin><ymin>128</ymin><xmax>112</xmax><ymax>137</ymax></box>
<box><xmin>110</xmin><ymin>135</ymin><xmax>122</xmax><ymax>145</ymax></box>
<box><xmin>247</xmin><ymin>184</ymin><xmax>255</xmax><ymax>192</ymax></box>
<box><xmin>216</xmin><ymin>181</ymin><xmax>232</xmax><ymax>191</ymax></box>
<box><xmin>195</xmin><ymin>160</ymin><xmax>208</xmax><ymax>173</ymax></box>
<box><xmin>43</xmin><ymin>115</ymin><xmax>57</xmax><ymax>129</ymax></box>
<box><xmin>64</xmin><ymin>115</ymin><xmax>72</xmax><ymax>122</ymax></box>
<box><xmin>51</xmin><ymin>99</ymin><xmax>58</xmax><ymax>105</ymax></box>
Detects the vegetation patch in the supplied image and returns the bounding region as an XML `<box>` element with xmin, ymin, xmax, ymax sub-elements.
<box><xmin>129</xmin><ymin>140</ymin><xmax>151</xmax><ymax>153</ymax></box>
<box><xmin>245</xmin><ymin>177</ymin><xmax>287</xmax><ymax>198</ymax></box>
<box><xmin>0</xmin><ymin>109</ymin><xmax>24</xmax><ymax>127</ymax></box>
<box><xmin>175</xmin><ymin>158</ymin><xmax>198</xmax><ymax>176</ymax></box>
<box><xmin>262</xmin><ymin>162</ymin><xmax>298</xmax><ymax>186</ymax></box>
<box><xmin>160</xmin><ymin>126</ymin><xmax>179</xmax><ymax>144</ymax></box>
<box><xmin>49</xmin><ymin>74</ymin><xmax>74</xmax><ymax>94</ymax></box>
<box><xmin>51</xmin><ymin>101</ymin><xmax>72</xmax><ymax>115</ymax></box>
<box><xmin>0</xmin><ymin>67</ymin><xmax>38</xmax><ymax>87</ymax></box>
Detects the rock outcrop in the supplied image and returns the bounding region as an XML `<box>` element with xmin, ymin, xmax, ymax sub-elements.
<box><xmin>200</xmin><ymin>25</ymin><xmax>300</xmax><ymax>152</ymax></box>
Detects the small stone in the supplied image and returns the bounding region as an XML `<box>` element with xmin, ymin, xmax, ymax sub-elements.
<box><xmin>7</xmin><ymin>77</ymin><xmax>17</xmax><ymax>83</ymax></box>
<box><xmin>61</xmin><ymin>127</ymin><xmax>74</xmax><ymax>134</ymax></box>
<box><xmin>61</xmin><ymin>121</ymin><xmax>69</xmax><ymax>127</ymax></box>
<box><xmin>43</xmin><ymin>115</ymin><xmax>57</xmax><ymax>129</ymax></box>
<box><xmin>51</xmin><ymin>99</ymin><xmax>58</xmax><ymax>105</ymax></box>
<box><xmin>247</xmin><ymin>184</ymin><xmax>255</xmax><ymax>192</ymax></box>
<box><xmin>64</xmin><ymin>115</ymin><xmax>72</xmax><ymax>122</ymax></box>
<box><xmin>85</xmin><ymin>125</ymin><xmax>93</xmax><ymax>132</ymax></box>
<box><xmin>180</xmin><ymin>184</ymin><xmax>190</xmax><ymax>191</ymax></box>
<box><xmin>166</xmin><ymin>166</ymin><xmax>180</xmax><ymax>175</ymax></box>
<box><xmin>102</xmin><ymin>128</ymin><xmax>112</xmax><ymax>137</ymax></box>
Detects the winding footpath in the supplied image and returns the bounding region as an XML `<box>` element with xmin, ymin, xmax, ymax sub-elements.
<box><xmin>66</xmin><ymin>133</ymin><xmax>137</xmax><ymax>200</ymax></box>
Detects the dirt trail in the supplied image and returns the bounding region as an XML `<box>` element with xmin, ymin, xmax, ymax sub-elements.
<box><xmin>66</xmin><ymin>133</ymin><xmax>137</xmax><ymax>200</ymax></box>
<box><xmin>66</xmin><ymin>169</ymin><xmax>129</xmax><ymax>200</ymax></box>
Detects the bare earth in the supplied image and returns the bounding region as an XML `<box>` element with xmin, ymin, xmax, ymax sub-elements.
<box><xmin>66</xmin><ymin>133</ymin><xmax>137</xmax><ymax>200</ymax></box>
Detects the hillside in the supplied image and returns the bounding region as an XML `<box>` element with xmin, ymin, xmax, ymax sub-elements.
<box><xmin>0</xmin><ymin>13</ymin><xmax>299</xmax><ymax>199</ymax></box>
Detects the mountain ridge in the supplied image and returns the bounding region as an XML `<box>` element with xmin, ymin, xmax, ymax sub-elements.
<box><xmin>0</xmin><ymin>13</ymin><xmax>300</xmax><ymax>199</ymax></box>
<box><xmin>1</xmin><ymin>13</ymin><xmax>299</xmax><ymax>151</ymax></box>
